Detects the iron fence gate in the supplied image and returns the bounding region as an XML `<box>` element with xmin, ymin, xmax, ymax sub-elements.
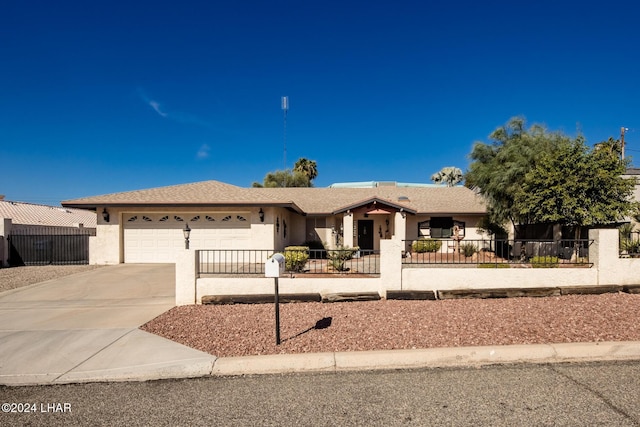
<box><xmin>8</xmin><ymin>227</ymin><xmax>93</xmax><ymax>266</ymax></box>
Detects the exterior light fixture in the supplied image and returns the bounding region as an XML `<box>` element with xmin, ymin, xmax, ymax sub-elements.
<box><xmin>102</xmin><ymin>208</ymin><xmax>110</xmax><ymax>223</ymax></box>
<box><xmin>259</xmin><ymin>208</ymin><xmax>265</xmax><ymax>223</ymax></box>
<box><xmin>183</xmin><ymin>222</ymin><xmax>191</xmax><ymax>249</ymax></box>
<box><xmin>276</xmin><ymin>217</ymin><xmax>280</xmax><ymax>233</ymax></box>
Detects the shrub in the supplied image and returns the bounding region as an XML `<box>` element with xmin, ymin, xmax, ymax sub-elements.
<box><xmin>626</xmin><ymin>240</ymin><xmax>640</xmax><ymax>254</ymax></box>
<box><xmin>460</xmin><ymin>242</ymin><xmax>477</xmax><ymax>257</ymax></box>
<box><xmin>530</xmin><ymin>256</ymin><xmax>559</xmax><ymax>268</ymax></box>
<box><xmin>327</xmin><ymin>246</ymin><xmax>359</xmax><ymax>271</ymax></box>
<box><xmin>284</xmin><ymin>246</ymin><xmax>309</xmax><ymax>272</ymax></box>
<box><xmin>412</xmin><ymin>239</ymin><xmax>441</xmax><ymax>253</ymax></box>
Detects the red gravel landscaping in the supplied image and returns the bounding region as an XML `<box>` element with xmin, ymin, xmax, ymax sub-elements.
<box><xmin>140</xmin><ymin>292</ymin><xmax>640</xmax><ymax>358</ymax></box>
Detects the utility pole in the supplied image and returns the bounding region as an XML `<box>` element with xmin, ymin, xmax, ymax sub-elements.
<box><xmin>621</xmin><ymin>127</ymin><xmax>627</xmax><ymax>160</ymax></box>
<box><xmin>281</xmin><ymin>96</ymin><xmax>288</xmax><ymax>187</ymax></box>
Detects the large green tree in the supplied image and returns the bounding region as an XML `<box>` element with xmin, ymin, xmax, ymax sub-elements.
<box><xmin>466</xmin><ymin>117</ymin><xmax>635</xmax><ymax>240</ymax></box>
<box><xmin>465</xmin><ymin>117</ymin><xmax>570</xmax><ymax>228</ymax></box>
<box><xmin>514</xmin><ymin>136</ymin><xmax>634</xmax><ymax>240</ymax></box>
<box><xmin>252</xmin><ymin>157</ymin><xmax>318</xmax><ymax>188</ymax></box>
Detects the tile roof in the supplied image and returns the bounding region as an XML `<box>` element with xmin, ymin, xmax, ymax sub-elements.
<box><xmin>62</xmin><ymin>180</ymin><xmax>291</xmax><ymax>207</ymax></box>
<box><xmin>62</xmin><ymin>180</ymin><xmax>486</xmax><ymax>215</ymax></box>
<box><xmin>0</xmin><ymin>200</ymin><xmax>97</xmax><ymax>228</ymax></box>
<box><xmin>253</xmin><ymin>186</ymin><xmax>486</xmax><ymax>215</ymax></box>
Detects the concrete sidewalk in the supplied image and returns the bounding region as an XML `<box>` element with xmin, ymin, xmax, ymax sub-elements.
<box><xmin>2</xmin><ymin>265</ymin><xmax>640</xmax><ymax>386</ymax></box>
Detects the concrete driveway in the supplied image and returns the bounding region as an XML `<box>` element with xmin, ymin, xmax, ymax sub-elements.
<box><xmin>0</xmin><ymin>264</ymin><xmax>215</xmax><ymax>385</ymax></box>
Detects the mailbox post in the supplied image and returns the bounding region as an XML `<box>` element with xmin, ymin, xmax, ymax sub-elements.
<box><xmin>265</xmin><ymin>253</ymin><xmax>285</xmax><ymax>345</ymax></box>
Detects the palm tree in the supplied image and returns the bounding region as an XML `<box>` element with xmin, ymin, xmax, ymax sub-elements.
<box><xmin>293</xmin><ymin>158</ymin><xmax>318</xmax><ymax>183</ymax></box>
<box><xmin>431</xmin><ymin>167</ymin><xmax>463</xmax><ymax>187</ymax></box>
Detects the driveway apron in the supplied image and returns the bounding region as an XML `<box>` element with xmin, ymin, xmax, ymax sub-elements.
<box><xmin>0</xmin><ymin>264</ymin><xmax>215</xmax><ymax>385</ymax></box>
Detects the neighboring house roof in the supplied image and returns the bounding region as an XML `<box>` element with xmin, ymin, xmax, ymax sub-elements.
<box><xmin>62</xmin><ymin>180</ymin><xmax>486</xmax><ymax>216</ymax></box>
<box><xmin>0</xmin><ymin>200</ymin><xmax>97</xmax><ymax>228</ymax></box>
<box><xmin>328</xmin><ymin>181</ymin><xmax>442</xmax><ymax>188</ymax></box>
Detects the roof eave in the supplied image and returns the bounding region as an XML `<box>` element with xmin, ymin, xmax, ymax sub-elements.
<box><xmin>332</xmin><ymin>197</ymin><xmax>417</xmax><ymax>215</ymax></box>
<box><xmin>62</xmin><ymin>201</ymin><xmax>305</xmax><ymax>215</ymax></box>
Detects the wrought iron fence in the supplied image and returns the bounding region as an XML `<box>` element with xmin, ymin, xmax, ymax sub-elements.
<box><xmin>197</xmin><ymin>248</ymin><xmax>381</xmax><ymax>276</ymax></box>
<box><xmin>402</xmin><ymin>238</ymin><xmax>592</xmax><ymax>266</ymax></box>
<box><xmin>620</xmin><ymin>231</ymin><xmax>640</xmax><ymax>257</ymax></box>
<box><xmin>198</xmin><ymin>249</ymin><xmax>273</xmax><ymax>275</ymax></box>
<box><xmin>291</xmin><ymin>248</ymin><xmax>380</xmax><ymax>275</ymax></box>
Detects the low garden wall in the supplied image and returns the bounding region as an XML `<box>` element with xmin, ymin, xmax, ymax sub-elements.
<box><xmin>175</xmin><ymin>229</ymin><xmax>640</xmax><ymax>305</ymax></box>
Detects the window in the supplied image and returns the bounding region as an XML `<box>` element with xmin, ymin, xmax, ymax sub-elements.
<box><xmin>418</xmin><ymin>216</ymin><xmax>460</xmax><ymax>239</ymax></box>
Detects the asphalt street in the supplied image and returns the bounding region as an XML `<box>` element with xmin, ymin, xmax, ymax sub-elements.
<box><xmin>2</xmin><ymin>360</ymin><xmax>640</xmax><ymax>426</ymax></box>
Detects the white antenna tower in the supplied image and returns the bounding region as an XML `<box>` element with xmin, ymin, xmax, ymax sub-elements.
<box><xmin>282</xmin><ymin>96</ymin><xmax>288</xmax><ymax>173</ymax></box>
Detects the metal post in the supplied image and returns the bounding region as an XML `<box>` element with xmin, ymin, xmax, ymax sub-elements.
<box><xmin>274</xmin><ymin>277</ymin><xmax>281</xmax><ymax>345</ymax></box>
<box><xmin>621</xmin><ymin>126</ymin><xmax>626</xmax><ymax>160</ymax></box>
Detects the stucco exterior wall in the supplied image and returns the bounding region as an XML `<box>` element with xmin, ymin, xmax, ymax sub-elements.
<box><xmin>592</xmin><ymin>228</ymin><xmax>640</xmax><ymax>285</ymax></box>
<box><xmin>90</xmin><ymin>216</ymin><xmax>121</xmax><ymax>264</ymax></box>
<box><xmin>288</xmin><ymin>214</ymin><xmax>306</xmax><ymax>246</ymax></box>
<box><xmin>175</xmin><ymin>228</ymin><xmax>640</xmax><ymax>306</ymax></box>
<box><xmin>401</xmin><ymin>266</ymin><xmax>597</xmax><ymax>291</ymax></box>
<box><xmin>196</xmin><ymin>277</ymin><xmax>382</xmax><ymax>301</ymax></box>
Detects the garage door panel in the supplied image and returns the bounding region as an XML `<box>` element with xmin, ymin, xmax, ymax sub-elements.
<box><xmin>124</xmin><ymin>213</ymin><xmax>251</xmax><ymax>263</ymax></box>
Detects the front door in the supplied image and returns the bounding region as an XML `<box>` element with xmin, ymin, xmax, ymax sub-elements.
<box><xmin>357</xmin><ymin>220</ymin><xmax>374</xmax><ymax>250</ymax></box>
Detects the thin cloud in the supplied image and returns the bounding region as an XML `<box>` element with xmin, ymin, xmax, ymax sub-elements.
<box><xmin>148</xmin><ymin>100</ymin><xmax>168</xmax><ymax>118</ymax></box>
<box><xmin>137</xmin><ymin>88</ymin><xmax>209</xmax><ymax>127</ymax></box>
<box><xmin>197</xmin><ymin>144</ymin><xmax>211</xmax><ymax>159</ymax></box>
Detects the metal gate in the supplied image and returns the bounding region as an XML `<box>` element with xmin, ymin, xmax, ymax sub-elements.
<box><xmin>8</xmin><ymin>227</ymin><xmax>93</xmax><ymax>266</ymax></box>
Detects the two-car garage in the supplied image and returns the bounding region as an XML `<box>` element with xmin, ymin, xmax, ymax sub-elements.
<box><xmin>122</xmin><ymin>212</ymin><xmax>251</xmax><ymax>263</ymax></box>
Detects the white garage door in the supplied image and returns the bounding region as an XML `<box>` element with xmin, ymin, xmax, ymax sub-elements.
<box><xmin>123</xmin><ymin>213</ymin><xmax>251</xmax><ymax>263</ymax></box>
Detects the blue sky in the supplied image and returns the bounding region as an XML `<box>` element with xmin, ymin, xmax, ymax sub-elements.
<box><xmin>3</xmin><ymin>1</ymin><xmax>640</xmax><ymax>205</ymax></box>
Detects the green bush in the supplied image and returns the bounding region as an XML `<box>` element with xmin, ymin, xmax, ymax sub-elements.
<box><xmin>460</xmin><ymin>242</ymin><xmax>477</xmax><ymax>257</ymax></box>
<box><xmin>530</xmin><ymin>256</ymin><xmax>559</xmax><ymax>268</ymax></box>
<box><xmin>411</xmin><ymin>239</ymin><xmax>442</xmax><ymax>253</ymax></box>
<box><xmin>284</xmin><ymin>246</ymin><xmax>309</xmax><ymax>272</ymax></box>
<box><xmin>327</xmin><ymin>246</ymin><xmax>359</xmax><ymax>271</ymax></box>
<box><xmin>624</xmin><ymin>240</ymin><xmax>640</xmax><ymax>254</ymax></box>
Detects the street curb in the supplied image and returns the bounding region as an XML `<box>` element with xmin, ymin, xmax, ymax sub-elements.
<box><xmin>208</xmin><ymin>341</ymin><xmax>640</xmax><ymax>377</ymax></box>
<box><xmin>5</xmin><ymin>341</ymin><xmax>640</xmax><ymax>386</ymax></box>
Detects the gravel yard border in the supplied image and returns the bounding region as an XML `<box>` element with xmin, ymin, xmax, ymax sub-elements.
<box><xmin>0</xmin><ymin>265</ymin><xmax>105</xmax><ymax>293</ymax></box>
<box><xmin>141</xmin><ymin>292</ymin><xmax>640</xmax><ymax>358</ymax></box>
